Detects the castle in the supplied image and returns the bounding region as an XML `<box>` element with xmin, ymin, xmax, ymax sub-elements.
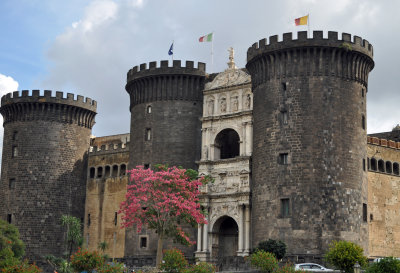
<box><xmin>1</xmin><ymin>31</ymin><xmax>400</xmax><ymax>269</ymax></box>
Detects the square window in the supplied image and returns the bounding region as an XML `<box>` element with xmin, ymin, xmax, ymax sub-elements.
<box><xmin>279</xmin><ymin>153</ymin><xmax>289</xmax><ymax>165</ymax></box>
<box><xmin>9</xmin><ymin>178</ymin><xmax>15</xmax><ymax>190</ymax></box>
<box><xmin>281</xmin><ymin>199</ymin><xmax>290</xmax><ymax>217</ymax></box>
<box><xmin>139</xmin><ymin>236</ymin><xmax>148</xmax><ymax>249</ymax></box>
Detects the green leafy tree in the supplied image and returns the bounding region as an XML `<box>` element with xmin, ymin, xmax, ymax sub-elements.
<box><xmin>256</xmin><ymin>239</ymin><xmax>287</xmax><ymax>260</ymax></box>
<box><xmin>249</xmin><ymin>250</ymin><xmax>279</xmax><ymax>273</ymax></box>
<box><xmin>366</xmin><ymin>257</ymin><xmax>400</xmax><ymax>273</ymax></box>
<box><xmin>0</xmin><ymin>219</ymin><xmax>25</xmax><ymax>269</ymax></box>
<box><xmin>325</xmin><ymin>240</ymin><xmax>367</xmax><ymax>273</ymax></box>
<box><xmin>61</xmin><ymin>215</ymin><xmax>83</xmax><ymax>258</ymax></box>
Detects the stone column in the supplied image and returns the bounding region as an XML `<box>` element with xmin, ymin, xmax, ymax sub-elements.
<box><xmin>197</xmin><ymin>225</ymin><xmax>203</xmax><ymax>252</ymax></box>
<box><xmin>202</xmin><ymin>221</ymin><xmax>209</xmax><ymax>252</ymax></box>
<box><xmin>246</xmin><ymin>121</ymin><xmax>252</xmax><ymax>156</ymax></box>
<box><xmin>237</xmin><ymin>204</ymin><xmax>244</xmax><ymax>255</ymax></box>
<box><xmin>242</xmin><ymin>122</ymin><xmax>247</xmax><ymax>156</ymax></box>
<box><xmin>244</xmin><ymin>204</ymin><xmax>251</xmax><ymax>255</ymax></box>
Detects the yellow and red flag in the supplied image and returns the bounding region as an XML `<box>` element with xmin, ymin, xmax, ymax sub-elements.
<box><xmin>295</xmin><ymin>15</ymin><xmax>308</xmax><ymax>26</ymax></box>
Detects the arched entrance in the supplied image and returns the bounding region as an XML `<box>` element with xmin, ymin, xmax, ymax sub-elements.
<box><xmin>214</xmin><ymin>129</ymin><xmax>240</xmax><ymax>159</ymax></box>
<box><xmin>212</xmin><ymin>216</ymin><xmax>238</xmax><ymax>258</ymax></box>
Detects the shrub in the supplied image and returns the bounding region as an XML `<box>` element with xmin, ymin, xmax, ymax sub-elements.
<box><xmin>1</xmin><ymin>260</ymin><xmax>42</xmax><ymax>273</ymax></box>
<box><xmin>256</xmin><ymin>239</ymin><xmax>287</xmax><ymax>260</ymax></box>
<box><xmin>160</xmin><ymin>249</ymin><xmax>188</xmax><ymax>273</ymax></box>
<box><xmin>249</xmin><ymin>250</ymin><xmax>278</xmax><ymax>273</ymax></box>
<box><xmin>325</xmin><ymin>240</ymin><xmax>367</xmax><ymax>273</ymax></box>
<box><xmin>366</xmin><ymin>257</ymin><xmax>400</xmax><ymax>273</ymax></box>
<box><xmin>70</xmin><ymin>248</ymin><xmax>104</xmax><ymax>272</ymax></box>
<box><xmin>186</xmin><ymin>262</ymin><xmax>215</xmax><ymax>273</ymax></box>
<box><xmin>97</xmin><ymin>262</ymin><xmax>125</xmax><ymax>273</ymax></box>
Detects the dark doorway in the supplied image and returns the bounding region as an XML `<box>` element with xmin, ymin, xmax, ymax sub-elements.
<box><xmin>212</xmin><ymin>216</ymin><xmax>238</xmax><ymax>258</ymax></box>
<box><xmin>215</xmin><ymin>129</ymin><xmax>240</xmax><ymax>159</ymax></box>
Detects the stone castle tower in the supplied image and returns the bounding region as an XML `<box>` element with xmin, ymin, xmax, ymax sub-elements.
<box><xmin>125</xmin><ymin>60</ymin><xmax>206</xmax><ymax>170</ymax></box>
<box><xmin>246</xmin><ymin>31</ymin><xmax>374</xmax><ymax>256</ymax></box>
<box><xmin>124</xmin><ymin>60</ymin><xmax>206</xmax><ymax>257</ymax></box>
<box><xmin>0</xmin><ymin>90</ymin><xmax>96</xmax><ymax>263</ymax></box>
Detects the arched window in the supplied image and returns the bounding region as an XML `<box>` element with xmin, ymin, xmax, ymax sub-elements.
<box><xmin>89</xmin><ymin>167</ymin><xmax>95</xmax><ymax>179</ymax></box>
<box><xmin>105</xmin><ymin>166</ymin><xmax>111</xmax><ymax>177</ymax></box>
<box><xmin>97</xmin><ymin>166</ymin><xmax>103</xmax><ymax>178</ymax></box>
<box><xmin>214</xmin><ymin>129</ymin><xmax>240</xmax><ymax>159</ymax></box>
<box><xmin>120</xmin><ymin>164</ymin><xmax>126</xmax><ymax>176</ymax></box>
<box><xmin>147</xmin><ymin>105</ymin><xmax>152</xmax><ymax>114</ymax></box>
<box><xmin>378</xmin><ymin>160</ymin><xmax>385</xmax><ymax>172</ymax></box>
<box><xmin>112</xmin><ymin>165</ymin><xmax>118</xmax><ymax>176</ymax></box>
<box><xmin>371</xmin><ymin>158</ymin><xmax>377</xmax><ymax>171</ymax></box>
<box><xmin>386</xmin><ymin>161</ymin><xmax>392</xmax><ymax>174</ymax></box>
<box><xmin>394</xmin><ymin>163</ymin><xmax>399</xmax><ymax>175</ymax></box>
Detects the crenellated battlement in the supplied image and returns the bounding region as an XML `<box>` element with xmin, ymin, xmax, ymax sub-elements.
<box><xmin>247</xmin><ymin>31</ymin><xmax>373</xmax><ymax>61</ymax></box>
<box><xmin>246</xmin><ymin>31</ymin><xmax>375</xmax><ymax>88</ymax></box>
<box><xmin>367</xmin><ymin>136</ymin><xmax>400</xmax><ymax>149</ymax></box>
<box><xmin>126</xmin><ymin>60</ymin><xmax>206</xmax><ymax>107</ymax></box>
<box><xmin>1</xmin><ymin>90</ymin><xmax>96</xmax><ymax>111</ymax></box>
<box><xmin>127</xmin><ymin>60</ymin><xmax>206</xmax><ymax>82</ymax></box>
<box><xmin>0</xmin><ymin>90</ymin><xmax>97</xmax><ymax>128</ymax></box>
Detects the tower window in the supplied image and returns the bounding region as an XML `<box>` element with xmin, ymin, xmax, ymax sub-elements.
<box><xmin>361</xmin><ymin>89</ymin><xmax>365</xmax><ymax>97</ymax></box>
<box><xmin>279</xmin><ymin>153</ymin><xmax>289</xmax><ymax>165</ymax></box>
<box><xmin>87</xmin><ymin>214</ymin><xmax>91</xmax><ymax>227</ymax></box>
<box><xmin>363</xmin><ymin>159</ymin><xmax>366</xmax><ymax>171</ymax></box>
<box><xmin>12</xmin><ymin>131</ymin><xmax>18</xmax><ymax>141</ymax></box>
<box><xmin>147</xmin><ymin>105</ymin><xmax>152</xmax><ymax>114</ymax></box>
<box><xmin>362</xmin><ymin>115</ymin><xmax>365</xmax><ymax>130</ymax></box>
<box><xmin>281</xmin><ymin>111</ymin><xmax>288</xmax><ymax>125</ymax></box>
<box><xmin>363</xmin><ymin>203</ymin><xmax>367</xmax><ymax>222</ymax></box>
<box><xmin>12</xmin><ymin>146</ymin><xmax>18</xmax><ymax>158</ymax></box>
<box><xmin>145</xmin><ymin>128</ymin><xmax>151</xmax><ymax>141</ymax></box>
<box><xmin>9</xmin><ymin>178</ymin><xmax>15</xmax><ymax>190</ymax></box>
<box><xmin>281</xmin><ymin>199</ymin><xmax>290</xmax><ymax>217</ymax></box>
<box><xmin>89</xmin><ymin>167</ymin><xmax>95</xmax><ymax>179</ymax></box>
<box><xmin>120</xmin><ymin>164</ymin><xmax>126</xmax><ymax>176</ymax></box>
<box><xmin>281</xmin><ymin>82</ymin><xmax>287</xmax><ymax>91</ymax></box>
<box><xmin>114</xmin><ymin>212</ymin><xmax>118</xmax><ymax>226</ymax></box>
<box><xmin>139</xmin><ymin>236</ymin><xmax>148</xmax><ymax>248</ymax></box>
<box><xmin>7</xmin><ymin>214</ymin><xmax>12</xmax><ymax>224</ymax></box>
<box><xmin>97</xmin><ymin>167</ymin><xmax>103</xmax><ymax>178</ymax></box>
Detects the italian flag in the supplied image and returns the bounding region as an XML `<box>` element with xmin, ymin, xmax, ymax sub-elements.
<box><xmin>199</xmin><ymin>33</ymin><xmax>213</xmax><ymax>42</ymax></box>
<box><xmin>295</xmin><ymin>15</ymin><xmax>308</xmax><ymax>26</ymax></box>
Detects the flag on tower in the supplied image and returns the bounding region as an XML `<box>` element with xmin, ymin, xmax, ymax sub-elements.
<box><xmin>295</xmin><ymin>15</ymin><xmax>308</xmax><ymax>26</ymax></box>
<box><xmin>199</xmin><ymin>33</ymin><xmax>213</xmax><ymax>42</ymax></box>
<box><xmin>168</xmin><ymin>42</ymin><xmax>173</xmax><ymax>56</ymax></box>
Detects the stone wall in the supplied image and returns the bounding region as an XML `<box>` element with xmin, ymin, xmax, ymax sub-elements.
<box><xmin>367</xmin><ymin>137</ymin><xmax>400</xmax><ymax>257</ymax></box>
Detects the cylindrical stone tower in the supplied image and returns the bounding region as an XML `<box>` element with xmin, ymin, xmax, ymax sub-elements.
<box><xmin>246</xmin><ymin>31</ymin><xmax>374</xmax><ymax>257</ymax></box>
<box><xmin>0</xmin><ymin>90</ymin><xmax>96</xmax><ymax>263</ymax></box>
<box><xmin>125</xmin><ymin>60</ymin><xmax>205</xmax><ymax>170</ymax></box>
<box><xmin>124</xmin><ymin>60</ymin><xmax>205</xmax><ymax>258</ymax></box>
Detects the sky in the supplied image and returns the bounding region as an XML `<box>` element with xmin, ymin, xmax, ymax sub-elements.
<box><xmin>0</xmin><ymin>0</ymin><xmax>399</xmax><ymax>140</ymax></box>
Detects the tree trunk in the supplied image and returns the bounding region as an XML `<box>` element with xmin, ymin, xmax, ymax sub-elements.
<box><xmin>156</xmin><ymin>236</ymin><xmax>164</xmax><ymax>268</ymax></box>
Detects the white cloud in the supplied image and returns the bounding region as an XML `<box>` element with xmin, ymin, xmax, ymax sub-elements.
<box><xmin>0</xmin><ymin>74</ymin><xmax>19</xmax><ymax>94</ymax></box>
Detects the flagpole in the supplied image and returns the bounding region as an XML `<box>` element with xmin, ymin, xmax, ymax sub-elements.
<box><xmin>211</xmin><ymin>32</ymin><xmax>214</xmax><ymax>73</ymax></box>
<box><xmin>308</xmin><ymin>14</ymin><xmax>310</xmax><ymax>38</ymax></box>
<box><xmin>172</xmin><ymin>40</ymin><xmax>174</xmax><ymax>62</ymax></box>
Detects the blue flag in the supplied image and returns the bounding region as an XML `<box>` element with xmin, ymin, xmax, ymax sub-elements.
<box><xmin>168</xmin><ymin>43</ymin><xmax>173</xmax><ymax>56</ymax></box>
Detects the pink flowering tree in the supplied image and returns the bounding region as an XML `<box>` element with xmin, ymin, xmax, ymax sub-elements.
<box><xmin>119</xmin><ymin>165</ymin><xmax>208</xmax><ymax>267</ymax></box>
